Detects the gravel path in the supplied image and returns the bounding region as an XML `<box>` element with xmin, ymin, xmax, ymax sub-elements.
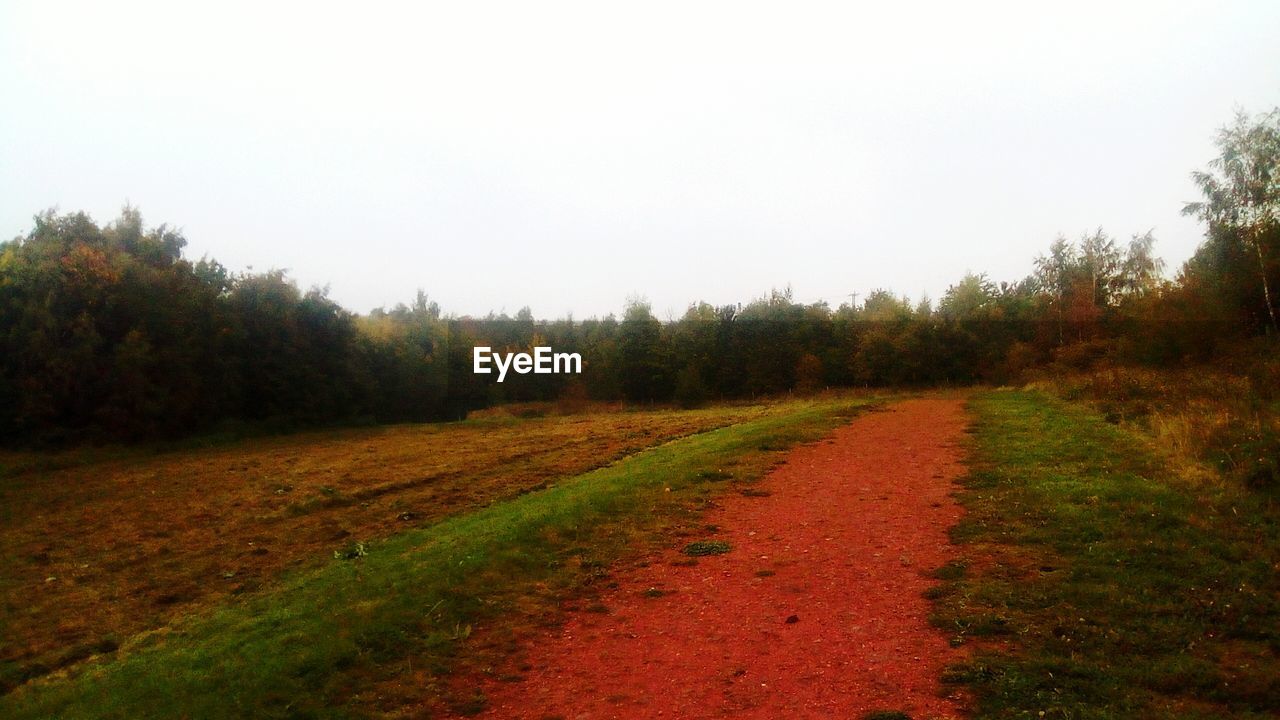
<box><xmin>470</xmin><ymin>397</ymin><xmax>970</xmax><ymax>719</ymax></box>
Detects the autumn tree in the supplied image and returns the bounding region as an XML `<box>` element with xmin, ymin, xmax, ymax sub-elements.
<box><xmin>1184</xmin><ymin>108</ymin><xmax>1280</xmax><ymax>332</ymax></box>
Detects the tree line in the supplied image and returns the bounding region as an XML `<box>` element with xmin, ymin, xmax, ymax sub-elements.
<box><xmin>1</xmin><ymin>108</ymin><xmax>1276</xmax><ymax>443</ymax></box>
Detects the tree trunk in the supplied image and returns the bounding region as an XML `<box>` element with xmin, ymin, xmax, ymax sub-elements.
<box><xmin>1253</xmin><ymin>233</ymin><xmax>1279</xmax><ymax>333</ymax></box>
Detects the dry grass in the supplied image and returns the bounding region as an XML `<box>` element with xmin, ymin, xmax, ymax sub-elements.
<box><xmin>1028</xmin><ymin>365</ymin><xmax>1280</xmax><ymax>489</ymax></box>
<box><xmin>0</xmin><ymin>403</ymin><xmax>778</xmax><ymax>690</ymax></box>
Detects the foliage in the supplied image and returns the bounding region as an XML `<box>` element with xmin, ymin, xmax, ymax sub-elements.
<box><xmin>1184</xmin><ymin>108</ymin><xmax>1280</xmax><ymax>333</ymax></box>
<box><xmin>3</xmin><ymin>108</ymin><xmax>1278</xmax><ymax>445</ymax></box>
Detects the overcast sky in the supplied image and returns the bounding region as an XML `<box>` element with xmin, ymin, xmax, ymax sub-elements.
<box><xmin>2</xmin><ymin>1</ymin><xmax>1278</xmax><ymax>319</ymax></box>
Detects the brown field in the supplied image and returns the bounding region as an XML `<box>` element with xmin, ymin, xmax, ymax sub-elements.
<box><xmin>0</xmin><ymin>404</ymin><xmax>775</xmax><ymax>689</ymax></box>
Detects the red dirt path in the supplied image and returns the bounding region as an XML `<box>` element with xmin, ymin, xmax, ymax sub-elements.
<box><xmin>470</xmin><ymin>396</ymin><xmax>969</xmax><ymax>719</ymax></box>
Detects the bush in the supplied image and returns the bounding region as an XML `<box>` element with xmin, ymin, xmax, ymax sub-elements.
<box><xmin>674</xmin><ymin>364</ymin><xmax>708</xmax><ymax>409</ymax></box>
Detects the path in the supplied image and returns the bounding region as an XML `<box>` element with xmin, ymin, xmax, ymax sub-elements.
<box><xmin>470</xmin><ymin>396</ymin><xmax>970</xmax><ymax>719</ymax></box>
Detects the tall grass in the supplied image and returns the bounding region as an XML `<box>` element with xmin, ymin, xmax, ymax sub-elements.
<box><xmin>1032</xmin><ymin>363</ymin><xmax>1280</xmax><ymax>490</ymax></box>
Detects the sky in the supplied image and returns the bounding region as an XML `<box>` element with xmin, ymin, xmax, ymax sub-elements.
<box><xmin>2</xmin><ymin>1</ymin><xmax>1278</xmax><ymax>319</ymax></box>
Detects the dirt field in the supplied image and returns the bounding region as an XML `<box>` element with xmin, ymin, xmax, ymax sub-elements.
<box><xmin>0</xmin><ymin>405</ymin><xmax>773</xmax><ymax>690</ymax></box>
<box><xmin>463</xmin><ymin>397</ymin><xmax>970</xmax><ymax>719</ymax></box>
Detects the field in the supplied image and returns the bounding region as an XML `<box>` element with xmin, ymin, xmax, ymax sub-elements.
<box><xmin>2</xmin><ymin>387</ymin><xmax>1279</xmax><ymax>718</ymax></box>
<box><xmin>0</xmin><ymin>403</ymin><xmax>798</xmax><ymax>693</ymax></box>
<box><xmin>3</xmin><ymin>10</ymin><xmax>1276</xmax><ymax>718</ymax></box>
<box><xmin>0</xmin><ymin>397</ymin><xmax>874</xmax><ymax>717</ymax></box>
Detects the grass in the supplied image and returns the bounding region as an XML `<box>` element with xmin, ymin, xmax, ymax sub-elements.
<box><xmin>0</xmin><ymin>397</ymin><xmax>871</xmax><ymax>719</ymax></box>
<box><xmin>1038</xmin><ymin>364</ymin><xmax>1280</xmax><ymax>491</ymax></box>
<box><xmin>682</xmin><ymin>540</ymin><xmax>731</xmax><ymax>556</ymax></box>
<box><xmin>0</xmin><ymin>403</ymin><xmax>779</xmax><ymax>692</ymax></box>
<box><xmin>932</xmin><ymin>390</ymin><xmax>1280</xmax><ymax>719</ymax></box>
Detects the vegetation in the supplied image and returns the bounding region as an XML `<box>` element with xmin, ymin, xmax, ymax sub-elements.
<box><xmin>932</xmin><ymin>391</ymin><xmax>1280</xmax><ymax>718</ymax></box>
<box><xmin>1035</xmin><ymin>353</ymin><xmax>1280</xmax><ymax>490</ymax></box>
<box><xmin>0</xmin><ymin>402</ymin><xmax>784</xmax><ymax>694</ymax></box>
<box><xmin>682</xmin><ymin>539</ymin><xmax>732</xmax><ymax>556</ymax></box>
<box><xmin>0</xmin><ymin>397</ymin><xmax>870</xmax><ymax>718</ymax></box>
<box><xmin>2</xmin><ymin>108</ymin><xmax>1277</xmax><ymax>444</ymax></box>
<box><xmin>1184</xmin><ymin>109</ymin><xmax>1280</xmax><ymax>333</ymax></box>
<box><xmin>2</xmin><ymin>94</ymin><xmax>1278</xmax><ymax>717</ymax></box>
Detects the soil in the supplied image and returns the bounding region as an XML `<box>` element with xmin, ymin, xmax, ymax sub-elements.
<box><xmin>0</xmin><ymin>407</ymin><xmax>767</xmax><ymax>690</ymax></box>
<box><xmin>466</xmin><ymin>396</ymin><xmax>970</xmax><ymax>719</ymax></box>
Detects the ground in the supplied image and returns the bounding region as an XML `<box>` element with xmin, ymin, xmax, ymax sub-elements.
<box><xmin>8</xmin><ymin>390</ymin><xmax>1272</xmax><ymax>719</ymax></box>
<box><xmin>0</xmin><ymin>405</ymin><xmax>769</xmax><ymax>691</ymax></box>
<box><xmin>462</xmin><ymin>397</ymin><xmax>970</xmax><ymax>719</ymax></box>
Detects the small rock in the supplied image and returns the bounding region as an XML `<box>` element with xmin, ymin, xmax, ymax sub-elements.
<box><xmin>785</xmin><ymin>614</ymin><xmax>799</xmax><ymax>624</ymax></box>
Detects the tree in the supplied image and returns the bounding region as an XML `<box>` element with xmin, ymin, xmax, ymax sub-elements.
<box><xmin>1034</xmin><ymin>237</ymin><xmax>1078</xmax><ymax>345</ymax></box>
<box><xmin>617</xmin><ymin>299</ymin><xmax>671</xmax><ymax>402</ymax></box>
<box><xmin>1184</xmin><ymin>108</ymin><xmax>1280</xmax><ymax>332</ymax></box>
<box><xmin>1120</xmin><ymin>231</ymin><xmax>1165</xmax><ymax>298</ymax></box>
<box><xmin>940</xmin><ymin>273</ymin><xmax>997</xmax><ymax>320</ymax></box>
<box><xmin>1078</xmin><ymin>229</ymin><xmax>1122</xmax><ymax>308</ymax></box>
<box><xmin>859</xmin><ymin>289</ymin><xmax>912</xmax><ymax>322</ymax></box>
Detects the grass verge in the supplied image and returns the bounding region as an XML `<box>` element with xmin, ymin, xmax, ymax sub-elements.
<box><xmin>1</xmin><ymin>397</ymin><xmax>871</xmax><ymax>719</ymax></box>
<box><xmin>933</xmin><ymin>390</ymin><xmax>1280</xmax><ymax>719</ymax></box>
<box><xmin>2</xmin><ymin>403</ymin><xmax>782</xmax><ymax>695</ymax></box>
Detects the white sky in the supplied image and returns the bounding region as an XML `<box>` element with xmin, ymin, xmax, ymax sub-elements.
<box><xmin>2</xmin><ymin>1</ymin><xmax>1278</xmax><ymax>318</ymax></box>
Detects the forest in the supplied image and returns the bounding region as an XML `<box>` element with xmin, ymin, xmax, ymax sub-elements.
<box><xmin>2</xmin><ymin>108</ymin><xmax>1277</xmax><ymax>444</ymax></box>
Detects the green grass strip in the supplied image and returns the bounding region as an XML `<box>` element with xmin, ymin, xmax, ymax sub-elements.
<box><xmin>2</xmin><ymin>398</ymin><xmax>869</xmax><ymax>719</ymax></box>
<box><xmin>934</xmin><ymin>390</ymin><xmax>1280</xmax><ymax>719</ymax></box>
